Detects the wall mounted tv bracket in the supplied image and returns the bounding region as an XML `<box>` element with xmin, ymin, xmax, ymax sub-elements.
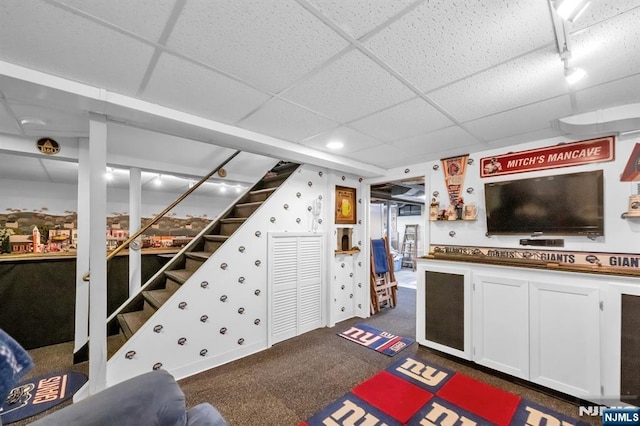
<box><xmin>519</xmin><ymin>239</ymin><xmax>565</xmax><ymax>247</ymax></box>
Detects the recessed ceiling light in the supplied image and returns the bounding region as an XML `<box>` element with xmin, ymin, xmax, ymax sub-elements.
<box><xmin>19</xmin><ymin>117</ymin><xmax>47</xmax><ymax>127</ymax></box>
<box><xmin>326</xmin><ymin>140</ymin><xmax>344</xmax><ymax>150</ymax></box>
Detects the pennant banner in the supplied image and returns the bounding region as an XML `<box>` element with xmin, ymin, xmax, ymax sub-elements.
<box><xmin>441</xmin><ymin>155</ymin><xmax>468</xmax><ymax>205</ymax></box>
<box><xmin>620</xmin><ymin>143</ymin><xmax>640</xmax><ymax>181</ymax></box>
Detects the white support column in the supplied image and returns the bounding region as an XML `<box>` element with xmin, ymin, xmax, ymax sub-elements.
<box><xmin>88</xmin><ymin>114</ymin><xmax>108</xmax><ymax>395</ymax></box>
<box><xmin>74</xmin><ymin>138</ymin><xmax>90</xmax><ymax>355</ymax></box>
<box><xmin>129</xmin><ymin>168</ymin><xmax>142</xmax><ymax>295</ymax></box>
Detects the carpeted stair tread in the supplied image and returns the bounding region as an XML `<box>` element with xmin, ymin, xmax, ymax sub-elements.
<box><xmin>220</xmin><ymin>217</ymin><xmax>247</xmax><ymax>223</ymax></box>
<box><xmin>249</xmin><ymin>187</ymin><xmax>277</xmax><ymax>196</ymax></box>
<box><xmin>185</xmin><ymin>251</ymin><xmax>212</xmax><ymax>261</ymax></box>
<box><xmin>107</xmin><ymin>333</ymin><xmax>127</xmax><ymax>357</ymax></box>
<box><xmin>163</xmin><ymin>269</ymin><xmax>194</xmax><ymax>284</ymax></box>
<box><xmin>142</xmin><ymin>288</ymin><xmax>177</xmax><ymax>310</ymax></box>
<box><xmin>117</xmin><ymin>307</ymin><xmax>154</xmax><ymax>339</ymax></box>
<box><xmin>235</xmin><ymin>201</ymin><xmax>264</xmax><ymax>208</ymax></box>
<box><xmin>204</xmin><ymin>235</ymin><xmax>229</xmax><ymax>242</ymax></box>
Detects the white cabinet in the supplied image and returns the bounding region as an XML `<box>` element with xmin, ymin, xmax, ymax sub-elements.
<box><xmin>529</xmin><ymin>280</ymin><xmax>601</xmax><ymax>397</ymax></box>
<box><xmin>417</xmin><ymin>259</ymin><xmax>616</xmax><ymax>403</ymax></box>
<box><xmin>472</xmin><ymin>274</ymin><xmax>529</xmax><ymax>379</ymax></box>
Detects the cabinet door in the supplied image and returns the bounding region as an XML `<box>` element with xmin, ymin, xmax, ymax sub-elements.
<box><xmin>529</xmin><ymin>281</ymin><xmax>600</xmax><ymax>397</ymax></box>
<box><xmin>269</xmin><ymin>234</ymin><xmax>324</xmax><ymax>346</ymax></box>
<box><xmin>417</xmin><ymin>263</ymin><xmax>471</xmax><ymax>360</ymax></box>
<box><xmin>473</xmin><ymin>274</ymin><xmax>529</xmax><ymax>379</ymax></box>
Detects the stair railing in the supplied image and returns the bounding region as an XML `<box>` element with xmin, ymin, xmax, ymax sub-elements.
<box><xmin>82</xmin><ymin>150</ymin><xmax>241</xmax><ymax>282</ymax></box>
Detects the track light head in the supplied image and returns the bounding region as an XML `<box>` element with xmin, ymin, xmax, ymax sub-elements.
<box><xmin>565</xmin><ymin>67</ymin><xmax>587</xmax><ymax>84</ymax></box>
<box><xmin>555</xmin><ymin>0</ymin><xmax>592</xmax><ymax>22</ymax></box>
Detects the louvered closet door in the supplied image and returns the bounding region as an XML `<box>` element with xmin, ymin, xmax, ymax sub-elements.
<box><xmin>269</xmin><ymin>233</ymin><xmax>324</xmax><ymax>345</ymax></box>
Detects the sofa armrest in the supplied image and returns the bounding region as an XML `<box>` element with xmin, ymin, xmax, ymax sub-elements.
<box><xmin>186</xmin><ymin>403</ymin><xmax>228</xmax><ymax>426</ymax></box>
<box><xmin>30</xmin><ymin>370</ymin><xmax>187</xmax><ymax>426</ymax></box>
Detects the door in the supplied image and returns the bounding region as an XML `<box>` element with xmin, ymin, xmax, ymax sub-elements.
<box><xmin>268</xmin><ymin>233</ymin><xmax>324</xmax><ymax>346</ymax></box>
<box><xmin>473</xmin><ymin>274</ymin><xmax>529</xmax><ymax>379</ymax></box>
<box><xmin>529</xmin><ymin>280</ymin><xmax>600</xmax><ymax>397</ymax></box>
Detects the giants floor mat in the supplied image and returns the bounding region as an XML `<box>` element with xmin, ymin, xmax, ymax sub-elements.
<box><xmin>302</xmin><ymin>355</ymin><xmax>591</xmax><ymax>425</ymax></box>
<box><xmin>0</xmin><ymin>371</ymin><xmax>87</xmax><ymax>424</ymax></box>
<box><xmin>337</xmin><ymin>323</ymin><xmax>414</xmax><ymax>356</ymax></box>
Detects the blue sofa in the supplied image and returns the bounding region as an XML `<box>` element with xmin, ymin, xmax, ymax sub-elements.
<box><xmin>28</xmin><ymin>370</ymin><xmax>228</xmax><ymax>426</ymax></box>
<box><xmin>1</xmin><ymin>328</ymin><xmax>227</xmax><ymax>426</ymax></box>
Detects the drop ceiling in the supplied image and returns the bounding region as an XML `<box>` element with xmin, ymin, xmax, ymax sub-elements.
<box><xmin>1</xmin><ymin>0</ymin><xmax>639</xmax><ymax>183</ymax></box>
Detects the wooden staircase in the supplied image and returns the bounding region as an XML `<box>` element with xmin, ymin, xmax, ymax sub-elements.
<box><xmin>107</xmin><ymin>162</ymin><xmax>299</xmax><ymax>356</ymax></box>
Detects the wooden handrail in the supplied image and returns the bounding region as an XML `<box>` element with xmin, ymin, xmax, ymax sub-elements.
<box><xmin>82</xmin><ymin>150</ymin><xmax>241</xmax><ymax>281</ymax></box>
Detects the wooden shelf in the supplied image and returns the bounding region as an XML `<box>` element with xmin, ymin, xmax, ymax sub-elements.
<box><xmin>334</xmin><ymin>249</ymin><xmax>361</xmax><ymax>255</ymax></box>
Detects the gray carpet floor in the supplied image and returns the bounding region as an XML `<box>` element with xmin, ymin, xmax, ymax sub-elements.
<box><xmin>14</xmin><ymin>287</ymin><xmax>599</xmax><ymax>425</ymax></box>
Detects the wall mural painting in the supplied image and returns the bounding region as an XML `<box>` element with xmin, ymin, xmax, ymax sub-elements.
<box><xmin>0</xmin><ymin>208</ymin><xmax>208</xmax><ymax>258</ymax></box>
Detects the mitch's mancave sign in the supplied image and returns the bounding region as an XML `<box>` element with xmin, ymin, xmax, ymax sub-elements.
<box><xmin>480</xmin><ymin>136</ymin><xmax>614</xmax><ymax>178</ymax></box>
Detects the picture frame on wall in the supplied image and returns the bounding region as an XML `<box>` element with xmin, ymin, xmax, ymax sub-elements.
<box><xmin>335</xmin><ymin>186</ymin><xmax>357</xmax><ymax>224</ymax></box>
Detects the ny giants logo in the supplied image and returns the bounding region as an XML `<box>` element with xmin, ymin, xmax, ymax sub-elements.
<box><xmin>322</xmin><ymin>400</ymin><xmax>387</xmax><ymax>426</ymax></box>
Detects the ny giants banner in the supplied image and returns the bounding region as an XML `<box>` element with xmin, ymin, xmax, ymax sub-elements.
<box><xmin>480</xmin><ymin>136</ymin><xmax>615</xmax><ymax>178</ymax></box>
<box><xmin>430</xmin><ymin>245</ymin><xmax>640</xmax><ymax>271</ymax></box>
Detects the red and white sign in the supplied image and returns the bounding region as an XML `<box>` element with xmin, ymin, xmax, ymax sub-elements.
<box><xmin>480</xmin><ymin>136</ymin><xmax>615</xmax><ymax>178</ymax></box>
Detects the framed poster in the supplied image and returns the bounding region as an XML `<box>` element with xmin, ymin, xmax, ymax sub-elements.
<box><xmin>335</xmin><ymin>186</ymin><xmax>356</xmax><ymax>224</ymax></box>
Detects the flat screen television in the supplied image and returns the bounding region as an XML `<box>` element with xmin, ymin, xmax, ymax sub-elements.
<box><xmin>484</xmin><ymin>170</ymin><xmax>604</xmax><ymax>236</ymax></box>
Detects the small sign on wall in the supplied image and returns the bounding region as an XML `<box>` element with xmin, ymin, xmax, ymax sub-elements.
<box><xmin>480</xmin><ymin>136</ymin><xmax>615</xmax><ymax>178</ymax></box>
<box><xmin>35</xmin><ymin>138</ymin><xmax>60</xmax><ymax>155</ymax></box>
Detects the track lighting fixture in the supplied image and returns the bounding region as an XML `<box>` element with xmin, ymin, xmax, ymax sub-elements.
<box><xmin>554</xmin><ymin>0</ymin><xmax>591</xmax><ymax>22</ymax></box>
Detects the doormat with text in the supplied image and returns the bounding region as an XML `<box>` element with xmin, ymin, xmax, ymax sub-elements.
<box><xmin>302</xmin><ymin>355</ymin><xmax>591</xmax><ymax>425</ymax></box>
<box><xmin>0</xmin><ymin>371</ymin><xmax>87</xmax><ymax>424</ymax></box>
<box><xmin>338</xmin><ymin>323</ymin><xmax>413</xmax><ymax>356</ymax></box>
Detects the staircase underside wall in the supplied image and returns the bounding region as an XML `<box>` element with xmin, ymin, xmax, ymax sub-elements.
<box><xmin>107</xmin><ymin>164</ymin><xmax>369</xmax><ymax>385</ymax></box>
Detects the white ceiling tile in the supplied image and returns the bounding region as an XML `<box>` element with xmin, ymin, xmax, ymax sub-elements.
<box><xmin>343</xmin><ymin>142</ymin><xmax>404</xmax><ymax>167</ymax></box>
<box><xmin>143</xmin><ymin>53</ymin><xmax>271</xmax><ymax>125</ymax></box>
<box><xmin>305</xmin><ymin>0</ymin><xmax>416</xmax><ymax>39</ymax></box>
<box><xmin>0</xmin><ymin>1</ymin><xmax>154</xmax><ymax>95</ymax></box>
<box><xmin>54</xmin><ymin>0</ymin><xmax>177</xmax><ymax>42</ymax></box>
<box><xmin>11</xmin><ymin>103</ymin><xmax>89</xmax><ymax>137</ymax></box>
<box><xmin>166</xmin><ymin>1</ymin><xmax>349</xmax><ymax>93</ymax></box>
<box><xmin>0</xmin><ymin>104</ymin><xmax>21</xmax><ymax>136</ymax></box>
<box><xmin>365</xmin><ymin>0</ymin><xmax>555</xmax><ymax>91</ymax></box>
<box><xmin>464</xmin><ymin>96</ymin><xmax>573</xmax><ymax>142</ymax></box>
<box><xmin>0</xmin><ymin>152</ymin><xmax>77</xmax><ymax>185</ymax></box>
<box><xmin>569</xmin><ymin>1</ymin><xmax>640</xmax><ymax>32</ymax></box>
<box><xmin>283</xmin><ymin>50</ymin><xmax>415</xmax><ymax>122</ymax></box>
<box><xmin>237</xmin><ymin>98</ymin><xmax>338</xmax><ymax>142</ymax></box>
<box><xmin>571</xmin><ymin>8</ymin><xmax>640</xmax><ymax>89</ymax></box>
<box><xmin>575</xmin><ymin>74</ymin><xmax>640</xmax><ymax>114</ymax></box>
<box><xmin>487</xmin><ymin>128</ymin><xmax>567</xmax><ymax>150</ymax></box>
<box><xmin>428</xmin><ymin>48</ymin><xmax>568</xmax><ymax>123</ymax></box>
<box><xmin>390</xmin><ymin>126</ymin><xmax>480</xmax><ymax>157</ymax></box>
<box><xmin>105</xmin><ymin>123</ymin><xmax>275</xmax><ymax>185</ymax></box>
<box><xmin>350</xmin><ymin>97</ymin><xmax>454</xmax><ymax>141</ymax></box>
<box><xmin>299</xmin><ymin>126</ymin><xmax>383</xmax><ymax>153</ymax></box>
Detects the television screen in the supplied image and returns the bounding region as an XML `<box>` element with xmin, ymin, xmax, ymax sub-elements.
<box><xmin>484</xmin><ymin>170</ymin><xmax>604</xmax><ymax>236</ymax></box>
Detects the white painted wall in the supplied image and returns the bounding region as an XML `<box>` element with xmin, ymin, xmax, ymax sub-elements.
<box><xmin>420</xmin><ymin>134</ymin><xmax>640</xmax><ymax>255</ymax></box>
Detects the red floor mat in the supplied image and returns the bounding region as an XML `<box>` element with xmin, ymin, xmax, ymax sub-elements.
<box><xmin>352</xmin><ymin>371</ymin><xmax>433</xmax><ymax>423</ymax></box>
<box><xmin>436</xmin><ymin>372</ymin><xmax>521</xmax><ymax>426</ymax></box>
